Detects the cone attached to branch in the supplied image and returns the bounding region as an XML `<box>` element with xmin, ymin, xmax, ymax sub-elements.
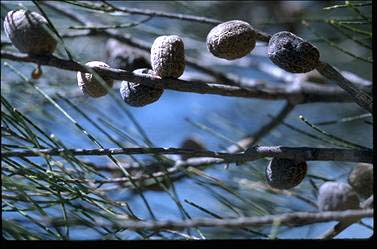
<box><xmin>77</xmin><ymin>61</ymin><xmax>114</xmax><ymax>98</ymax></box>
<box><xmin>265</xmin><ymin>158</ymin><xmax>307</xmax><ymax>190</ymax></box>
<box><xmin>120</xmin><ymin>68</ymin><xmax>164</xmax><ymax>107</ymax></box>
<box><xmin>207</xmin><ymin>20</ymin><xmax>256</xmax><ymax>60</ymax></box>
<box><xmin>4</xmin><ymin>9</ymin><xmax>57</xmax><ymax>55</ymax></box>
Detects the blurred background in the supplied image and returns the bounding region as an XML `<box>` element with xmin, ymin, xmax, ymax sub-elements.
<box><xmin>1</xmin><ymin>1</ymin><xmax>373</xmax><ymax>239</ymax></box>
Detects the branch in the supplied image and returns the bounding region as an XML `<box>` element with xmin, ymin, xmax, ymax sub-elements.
<box><xmin>79</xmin><ymin>102</ymin><xmax>297</xmax><ymax>188</ymax></box>
<box><xmin>62</xmin><ymin>0</ymin><xmax>271</xmax><ymax>42</ymax></box>
<box><xmin>1</xmin><ymin>50</ymin><xmax>356</xmax><ymax>104</ymax></box>
<box><xmin>108</xmin><ymin>209</ymin><xmax>373</xmax><ymax>230</ymax></box>
<box><xmin>227</xmin><ymin>102</ymin><xmax>295</xmax><ymax>153</ymax></box>
<box><xmin>247</xmin><ymin>59</ymin><xmax>372</xmax><ymax>90</ymax></box>
<box><xmin>9</xmin><ymin>209</ymin><xmax>371</xmax><ymax>233</ymax></box>
<box><xmin>319</xmin><ymin>195</ymin><xmax>374</xmax><ymax>239</ymax></box>
<box><xmin>316</xmin><ymin>61</ymin><xmax>373</xmax><ymax>113</ymax></box>
<box><xmin>1</xmin><ymin>146</ymin><xmax>373</xmax><ymax>163</ymax></box>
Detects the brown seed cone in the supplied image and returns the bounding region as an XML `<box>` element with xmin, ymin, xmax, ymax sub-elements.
<box><xmin>206</xmin><ymin>20</ymin><xmax>256</xmax><ymax>60</ymax></box>
<box><xmin>151</xmin><ymin>35</ymin><xmax>185</xmax><ymax>78</ymax></box>
<box><xmin>77</xmin><ymin>61</ymin><xmax>114</xmax><ymax>98</ymax></box>
<box><xmin>4</xmin><ymin>9</ymin><xmax>57</xmax><ymax>55</ymax></box>
<box><xmin>317</xmin><ymin>181</ymin><xmax>360</xmax><ymax>211</ymax></box>
<box><xmin>120</xmin><ymin>68</ymin><xmax>164</xmax><ymax>107</ymax></box>
<box><xmin>348</xmin><ymin>163</ymin><xmax>373</xmax><ymax>198</ymax></box>
<box><xmin>105</xmin><ymin>38</ymin><xmax>150</xmax><ymax>71</ymax></box>
<box><xmin>31</xmin><ymin>65</ymin><xmax>43</xmax><ymax>79</ymax></box>
<box><xmin>265</xmin><ymin>158</ymin><xmax>307</xmax><ymax>190</ymax></box>
<box><xmin>268</xmin><ymin>31</ymin><xmax>320</xmax><ymax>73</ymax></box>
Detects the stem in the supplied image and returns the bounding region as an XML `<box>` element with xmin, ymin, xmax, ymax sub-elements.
<box><xmin>316</xmin><ymin>61</ymin><xmax>373</xmax><ymax>113</ymax></box>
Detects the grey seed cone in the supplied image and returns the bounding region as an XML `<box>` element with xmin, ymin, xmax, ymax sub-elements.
<box><xmin>317</xmin><ymin>181</ymin><xmax>360</xmax><ymax>211</ymax></box>
<box><xmin>348</xmin><ymin>163</ymin><xmax>373</xmax><ymax>198</ymax></box>
<box><xmin>4</xmin><ymin>9</ymin><xmax>57</xmax><ymax>55</ymax></box>
<box><xmin>151</xmin><ymin>35</ymin><xmax>185</xmax><ymax>78</ymax></box>
<box><xmin>266</xmin><ymin>158</ymin><xmax>307</xmax><ymax>190</ymax></box>
<box><xmin>77</xmin><ymin>61</ymin><xmax>114</xmax><ymax>98</ymax></box>
<box><xmin>207</xmin><ymin>20</ymin><xmax>256</xmax><ymax>60</ymax></box>
<box><xmin>120</xmin><ymin>68</ymin><xmax>164</xmax><ymax>107</ymax></box>
<box><xmin>268</xmin><ymin>31</ymin><xmax>320</xmax><ymax>73</ymax></box>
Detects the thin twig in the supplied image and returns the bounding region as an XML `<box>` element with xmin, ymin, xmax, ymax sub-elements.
<box><xmin>227</xmin><ymin>102</ymin><xmax>295</xmax><ymax>153</ymax></box>
<box><xmin>62</xmin><ymin>0</ymin><xmax>272</xmax><ymax>42</ymax></box>
<box><xmin>324</xmin><ymin>2</ymin><xmax>372</xmax><ymax>10</ymax></box>
<box><xmin>316</xmin><ymin>62</ymin><xmax>373</xmax><ymax>113</ymax></box>
<box><xmin>68</xmin><ymin>16</ymin><xmax>154</xmax><ymax>31</ymax></box>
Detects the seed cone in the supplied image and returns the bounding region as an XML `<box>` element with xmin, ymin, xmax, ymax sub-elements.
<box><xmin>4</xmin><ymin>9</ymin><xmax>57</xmax><ymax>55</ymax></box>
<box><xmin>77</xmin><ymin>61</ymin><xmax>114</xmax><ymax>98</ymax></box>
<box><xmin>120</xmin><ymin>68</ymin><xmax>164</xmax><ymax>107</ymax></box>
<box><xmin>106</xmin><ymin>38</ymin><xmax>150</xmax><ymax>71</ymax></box>
<box><xmin>317</xmin><ymin>181</ymin><xmax>360</xmax><ymax>211</ymax></box>
<box><xmin>151</xmin><ymin>35</ymin><xmax>185</xmax><ymax>78</ymax></box>
<box><xmin>206</xmin><ymin>20</ymin><xmax>256</xmax><ymax>60</ymax></box>
<box><xmin>265</xmin><ymin>158</ymin><xmax>307</xmax><ymax>189</ymax></box>
<box><xmin>348</xmin><ymin>163</ymin><xmax>373</xmax><ymax>198</ymax></box>
<box><xmin>268</xmin><ymin>31</ymin><xmax>320</xmax><ymax>73</ymax></box>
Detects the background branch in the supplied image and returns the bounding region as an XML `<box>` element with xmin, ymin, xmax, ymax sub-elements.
<box><xmin>319</xmin><ymin>195</ymin><xmax>374</xmax><ymax>239</ymax></box>
<box><xmin>106</xmin><ymin>209</ymin><xmax>373</xmax><ymax>230</ymax></box>
<box><xmin>60</xmin><ymin>0</ymin><xmax>272</xmax><ymax>42</ymax></box>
